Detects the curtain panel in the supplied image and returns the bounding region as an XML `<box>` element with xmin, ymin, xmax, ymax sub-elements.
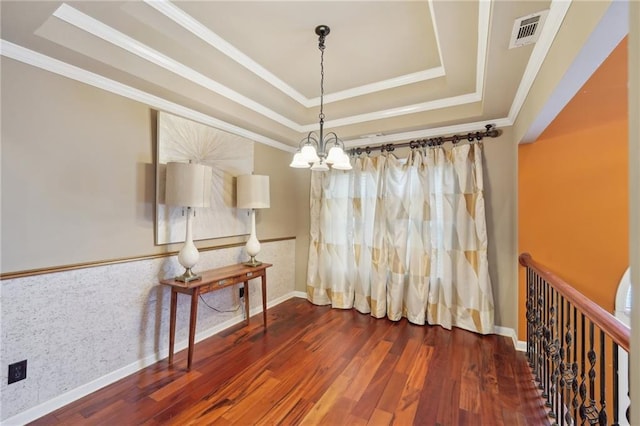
<box><xmin>307</xmin><ymin>143</ymin><xmax>494</xmax><ymax>335</ymax></box>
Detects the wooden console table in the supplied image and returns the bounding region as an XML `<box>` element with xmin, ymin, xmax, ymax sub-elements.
<box><xmin>160</xmin><ymin>263</ymin><xmax>272</xmax><ymax>369</ymax></box>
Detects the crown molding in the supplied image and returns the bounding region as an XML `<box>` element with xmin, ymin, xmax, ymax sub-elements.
<box><xmin>0</xmin><ymin>39</ymin><xmax>504</xmax><ymax>153</ymax></box>
<box><xmin>45</xmin><ymin>2</ymin><xmax>503</xmax><ymax>132</ymax></box>
<box><xmin>0</xmin><ymin>40</ymin><xmax>296</xmax><ymax>153</ymax></box>
<box><xmin>476</xmin><ymin>0</ymin><xmax>491</xmax><ymax>96</ymax></box>
<box><xmin>2</xmin><ymin>0</ymin><xmax>573</xmax><ymax>152</ymax></box>
<box><xmin>143</xmin><ymin>0</ymin><xmax>309</xmax><ymax>107</ymax></box>
<box><xmin>310</xmin><ymin>92</ymin><xmax>482</xmax><ymax>132</ymax></box>
<box><xmin>53</xmin><ymin>4</ymin><xmax>302</xmax><ymax>131</ymax></box>
<box><xmin>37</xmin><ymin>2</ymin><xmax>484</xmax><ymax>132</ymax></box>
<box><xmin>428</xmin><ymin>0</ymin><xmax>445</xmax><ymax>74</ymax></box>
<box><xmin>312</xmin><ymin>67</ymin><xmax>446</xmax><ymax>106</ymax></box>
<box><xmin>507</xmin><ymin>0</ymin><xmax>572</xmax><ymax>125</ymax></box>
<box><xmin>2</xmin><ymin>36</ymin><xmax>512</xmax><ymax>152</ymax></box>
<box><xmin>3</xmin><ymin>36</ymin><xmax>521</xmax><ymax>153</ymax></box>
<box><xmin>146</xmin><ymin>0</ymin><xmax>447</xmax><ymax>108</ymax></box>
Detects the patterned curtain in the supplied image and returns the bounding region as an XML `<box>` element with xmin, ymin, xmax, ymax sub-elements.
<box><xmin>307</xmin><ymin>143</ymin><xmax>494</xmax><ymax>335</ymax></box>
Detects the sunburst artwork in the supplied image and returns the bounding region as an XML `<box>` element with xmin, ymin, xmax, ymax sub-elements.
<box><xmin>156</xmin><ymin>111</ymin><xmax>254</xmax><ymax>244</ymax></box>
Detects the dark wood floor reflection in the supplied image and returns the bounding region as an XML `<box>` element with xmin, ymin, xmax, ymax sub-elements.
<box><xmin>32</xmin><ymin>298</ymin><xmax>548</xmax><ymax>425</ymax></box>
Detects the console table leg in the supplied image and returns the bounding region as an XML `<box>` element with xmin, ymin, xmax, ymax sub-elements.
<box><xmin>169</xmin><ymin>290</ymin><xmax>177</xmax><ymax>365</ymax></box>
<box><xmin>261</xmin><ymin>274</ymin><xmax>267</xmax><ymax>328</ymax></box>
<box><xmin>244</xmin><ymin>281</ymin><xmax>250</xmax><ymax>326</ymax></box>
<box><xmin>187</xmin><ymin>290</ymin><xmax>199</xmax><ymax>370</ymax></box>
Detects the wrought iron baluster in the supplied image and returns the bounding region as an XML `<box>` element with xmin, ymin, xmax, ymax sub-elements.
<box><xmin>558</xmin><ymin>294</ymin><xmax>564</xmax><ymax>426</ymax></box>
<box><xmin>626</xmin><ymin>358</ymin><xmax>630</xmax><ymax>423</ymax></box>
<box><xmin>612</xmin><ymin>342</ymin><xmax>619</xmax><ymax>426</ymax></box>
<box><xmin>559</xmin><ymin>294</ymin><xmax>566</xmax><ymax>426</ymax></box>
<box><xmin>581</xmin><ymin>322</ymin><xmax>600</xmax><ymax>424</ymax></box>
<box><xmin>526</xmin><ymin>268</ymin><xmax>531</xmax><ymax>363</ymax></box>
<box><xmin>572</xmin><ymin>305</ymin><xmax>579</xmax><ymax>423</ymax></box>
<box><xmin>537</xmin><ymin>272</ymin><xmax>545</xmax><ymax>388</ymax></box>
<box><xmin>527</xmin><ymin>268</ymin><xmax>534</xmax><ymax>367</ymax></box>
<box><xmin>588</xmin><ymin>323</ymin><xmax>596</xmax><ymax>420</ymax></box>
<box><xmin>550</xmin><ymin>288</ymin><xmax>559</xmax><ymax>421</ymax></box>
<box><xmin>560</xmin><ymin>297</ymin><xmax>574</xmax><ymax>425</ymax></box>
<box><xmin>542</xmin><ymin>282</ymin><xmax>553</xmax><ymax>408</ymax></box>
<box><xmin>599</xmin><ymin>330</ymin><xmax>607</xmax><ymax>425</ymax></box>
<box><xmin>539</xmin><ymin>280</ymin><xmax>549</xmax><ymax>399</ymax></box>
<box><xmin>580</xmin><ymin>314</ymin><xmax>586</xmax><ymax>425</ymax></box>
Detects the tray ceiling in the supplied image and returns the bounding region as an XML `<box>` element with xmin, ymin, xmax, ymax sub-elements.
<box><xmin>1</xmin><ymin>1</ymin><xmax>557</xmax><ymax>151</ymax></box>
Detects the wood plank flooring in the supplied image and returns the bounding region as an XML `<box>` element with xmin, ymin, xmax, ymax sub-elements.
<box><xmin>31</xmin><ymin>298</ymin><xmax>549</xmax><ymax>425</ymax></box>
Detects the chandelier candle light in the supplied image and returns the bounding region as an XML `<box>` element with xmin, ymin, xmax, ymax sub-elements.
<box><xmin>237</xmin><ymin>174</ymin><xmax>271</xmax><ymax>266</ymax></box>
<box><xmin>165</xmin><ymin>161</ymin><xmax>213</xmax><ymax>282</ymax></box>
<box><xmin>289</xmin><ymin>25</ymin><xmax>352</xmax><ymax>171</ymax></box>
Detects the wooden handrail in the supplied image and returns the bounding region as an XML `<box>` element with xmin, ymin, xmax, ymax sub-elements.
<box><xmin>519</xmin><ymin>252</ymin><xmax>630</xmax><ymax>352</ymax></box>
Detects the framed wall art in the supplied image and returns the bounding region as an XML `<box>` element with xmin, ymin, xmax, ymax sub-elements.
<box><xmin>155</xmin><ymin>111</ymin><xmax>254</xmax><ymax>244</ymax></box>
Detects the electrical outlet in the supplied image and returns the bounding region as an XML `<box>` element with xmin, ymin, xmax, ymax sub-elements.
<box><xmin>239</xmin><ymin>287</ymin><xmax>245</xmax><ymax>298</ymax></box>
<box><xmin>8</xmin><ymin>360</ymin><xmax>27</xmax><ymax>384</ymax></box>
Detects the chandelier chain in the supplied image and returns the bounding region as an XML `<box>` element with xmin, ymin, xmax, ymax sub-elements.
<box><xmin>319</xmin><ymin>38</ymin><xmax>325</xmax><ymax>122</ymax></box>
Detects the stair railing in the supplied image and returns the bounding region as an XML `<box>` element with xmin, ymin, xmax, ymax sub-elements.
<box><xmin>519</xmin><ymin>253</ymin><xmax>631</xmax><ymax>425</ymax></box>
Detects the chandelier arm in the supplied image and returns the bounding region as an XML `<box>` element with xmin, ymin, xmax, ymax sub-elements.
<box><xmin>297</xmin><ymin>132</ymin><xmax>319</xmax><ymax>150</ymax></box>
<box><xmin>305</xmin><ymin>132</ymin><xmax>320</xmax><ymax>145</ymax></box>
<box><xmin>323</xmin><ymin>132</ymin><xmax>343</xmax><ymax>148</ymax></box>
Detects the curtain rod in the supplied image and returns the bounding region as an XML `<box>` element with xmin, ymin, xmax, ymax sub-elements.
<box><xmin>348</xmin><ymin>124</ymin><xmax>501</xmax><ymax>156</ymax></box>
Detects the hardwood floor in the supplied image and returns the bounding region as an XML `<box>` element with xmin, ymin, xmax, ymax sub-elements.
<box><xmin>31</xmin><ymin>298</ymin><xmax>548</xmax><ymax>425</ymax></box>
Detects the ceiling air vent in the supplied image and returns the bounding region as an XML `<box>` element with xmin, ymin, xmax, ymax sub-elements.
<box><xmin>509</xmin><ymin>10</ymin><xmax>549</xmax><ymax>49</ymax></box>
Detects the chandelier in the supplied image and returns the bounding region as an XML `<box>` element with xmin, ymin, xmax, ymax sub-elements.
<box><xmin>289</xmin><ymin>25</ymin><xmax>352</xmax><ymax>171</ymax></box>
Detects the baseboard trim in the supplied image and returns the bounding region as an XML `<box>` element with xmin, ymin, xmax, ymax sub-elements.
<box><xmin>2</xmin><ymin>291</ymin><xmax>301</xmax><ymax>426</ymax></box>
<box><xmin>493</xmin><ymin>325</ymin><xmax>526</xmax><ymax>352</ymax></box>
<box><xmin>515</xmin><ymin>340</ymin><xmax>528</xmax><ymax>352</ymax></box>
<box><xmin>291</xmin><ymin>290</ymin><xmax>308</xmax><ymax>299</ymax></box>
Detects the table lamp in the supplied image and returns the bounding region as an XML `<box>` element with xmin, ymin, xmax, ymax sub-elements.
<box><xmin>236</xmin><ymin>175</ymin><xmax>270</xmax><ymax>266</ymax></box>
<box><xmin>165</xmin><ymin>161</ymin><xmax>212</xmax><ymax>282</ymax></box>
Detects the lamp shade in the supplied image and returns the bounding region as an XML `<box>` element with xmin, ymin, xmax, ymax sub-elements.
<box><xmin>165</xmin><ymin>162</ymin><xmax>212</xmax><ymax>208</ymax></box>
<box><xmin>237</xmin><ymin>175</ymin><xmax>270</xmax><ymax>209</ymax></box>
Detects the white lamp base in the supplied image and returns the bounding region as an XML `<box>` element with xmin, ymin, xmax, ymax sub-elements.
<box><xmin>243</xmin><ymin>209</ymin><xmax>262</xmax><ymax>266</ymax></box>
<box><xmin>175</xmin><ymin>267</ymin><xmax>201</xmax><ymax>283</ymax></box>
<box><xmin>175</xmin><ymin>207</ymin><xmax>202</xmax><ymax>282</ymax></box>
<box><xmin>243</xmin><ymin>257</ymin><xmax>263</xmax><ymax>267</ymax></box>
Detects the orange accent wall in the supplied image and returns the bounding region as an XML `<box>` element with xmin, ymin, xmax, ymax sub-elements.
<box><xmin>518</xmin><ymin>38</ymin><xmax>629</xmax><ymax>338</ymax></box>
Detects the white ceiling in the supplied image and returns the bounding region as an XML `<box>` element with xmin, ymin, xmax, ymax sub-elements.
<box><xmin>0</xmin><ymin>1</ymin><xmax>609</xmax><ymax>152</ymax></box>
